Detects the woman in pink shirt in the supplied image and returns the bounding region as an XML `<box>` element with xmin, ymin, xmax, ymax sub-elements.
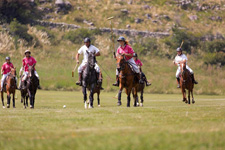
<box><xmin>113</xmin><ymin>36</ymin><xmax>143</xmax><ymax>86</ymax></box>
<box><xmin>18</xmin><ymin>50</ymin><xmax>41</xmax><ymax>89</ymax></box>
<box><xmin>1</xmin><ymin>57</ymin><xmax>18</xmax><ymax>91</ymax></box>
<box><xmin>133</xmin><ymin>53</ymin><xmax>151</xmax><ymax>86</ymax></box>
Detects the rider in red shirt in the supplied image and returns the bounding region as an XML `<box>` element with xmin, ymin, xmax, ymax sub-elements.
<box><xmin>133</xmin><ymin>53</ymin><xmax>151</xmax><ymax>86</ymax></box>
<box><xmin>1</xmin><ymin>57</ymin><xmax>18</xmax><ymax>91</ymax></box>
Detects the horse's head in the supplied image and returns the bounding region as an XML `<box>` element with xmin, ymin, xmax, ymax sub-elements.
<box><xmin>180</xmin><ymin>62</ymin><xmax>188</xmax><ymax>79</ymax></box>
<box><xmin>10</xmin><ymin>67</ymin><xmax>16</xmax><ymax>78</ymax></box>
<box><xmin>86</xmin><ymin>51</ymin><xmax>96</xmax><ymax>69</ymax></box>
<box><xmin>28</xmin><ymin>64</ymin><xmax>35</xmax><ymax>78</ymax></box>
<box><xmin>116</xmin><ymin>53</ymin><xmax>126</xmax><ymax>71</ymax></box>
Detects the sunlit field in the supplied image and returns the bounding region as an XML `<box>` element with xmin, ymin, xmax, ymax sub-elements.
<box><xmin>0</xmin><ymin>90</ymin><xmax>224</xmax><ymax>150</ymax></box>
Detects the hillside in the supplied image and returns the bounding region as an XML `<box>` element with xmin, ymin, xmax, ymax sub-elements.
<box><xmin>0</xmin><ymin>0</ymin><xmax>225</xmax><ymax>94</ymax></box>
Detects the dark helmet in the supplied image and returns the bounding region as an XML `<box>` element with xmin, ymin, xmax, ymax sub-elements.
<box><xmin>5</xmin><ymin>56</ymin><xmax>10</xmax><ymax>60</ymax></box>
<box><xmin>133</xmin><ymin>53</ymin><xmax>138</xmax><ymax>57</ymax></box>
<box><xmin>84</xmin><ymin>37</ymin><xmax>91</xmax><ymax>43</ymax></box>
<box><xmin>117</xmin><ymin>36</ymin><xmax>126</xmax><ymax>42</ymax></box>
<box><xmin>176</xmin><ymin>47</ymin><xmax>182</xmax><ymax>52</ymax></box>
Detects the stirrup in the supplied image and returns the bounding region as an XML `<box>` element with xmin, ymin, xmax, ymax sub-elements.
<box><xmin>112</xmin><ymin>82</ymin><xmax>119</xmax><ymax>87</ymax></box>
<box><xmin>194</xmin><ymin>81</ymin><xmax>198</xmax><ymax>84</ymax></box>
<box><xmin>76</xmin><ymin>81</ymin><xmax>82</xmax><ymax>86</ymax></box>
<box><xmin>177</xmin><ymin>84</ymin><xmax>180</xmax><ymax>88</ymax></box>
<box><xmin>146</xmin><ymin>82</ymin><xmax>151</xmax><ymax>86</ymax></box>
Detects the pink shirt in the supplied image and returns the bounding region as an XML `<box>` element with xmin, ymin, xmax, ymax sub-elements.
<box><xmin>22</xmin><ymin>56</ymin><xmax>37</xmax><ymax>72</ymax></box>
<box><xmin>1</xmin><ymin>62</ymin><xmax>14</xmax><ymax>75</ymax></box>
<box><xmin>134</xmin><ymin>59</ymin><xmax>143</xmax><ymax>67</ymax></box>
<box><xmin>116</xmin><ymin>45</ymin><xmax>134</xmax><ymax>60</ymax></box>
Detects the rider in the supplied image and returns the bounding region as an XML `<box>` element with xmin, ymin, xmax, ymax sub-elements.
<box><xmin>75</xmin><ymin>37</ymin><xmax>104</xmax><ymax>90</ymax></box>
<box><xmin>173</xmin><ymin>47</ymin><xmax>198</xmax><ymax>88</ymax></box>
<box><xmin>113</xmin><ymin>36</ymin><xmax>144</xmax><ymax>86</ymax></box>
<box><xmin>18</xmin><ymin>50</ymin><xmax>41</xmax><ymax>90</ymax></box>
<box><xmin>133</xmin><ymin>53</ymin><xmax>151</xmax><ymax>86</ymax></box>
<box><xmin>1</xmin><ymin>57</ymin><xmax>18</xmax><ymax>91</ymax></box>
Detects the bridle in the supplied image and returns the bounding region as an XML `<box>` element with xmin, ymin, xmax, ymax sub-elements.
<box><xmin>117</xmin><ymin>54</ymin><xmax>127</xmax><ymax>71</ymax></box>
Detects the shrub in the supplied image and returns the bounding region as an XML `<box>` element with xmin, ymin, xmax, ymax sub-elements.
<box><xmin>63</xmin><ymin>28</ymin><xmax>101</xmax><ymax>44</ymax></box>
<box><xmin>133</xmin><ymin>38</ymin><xmax>158</xmax><ymax>56</ymax></box>
<box><xmin>203</xmin><ymin>52</ymin><xmax>225</xmax><ymax>66</ymax></box>
<box><xmin>202</xmin><ymin>40</ymin><xmax>225</xmax><ymax>53</ymax></box>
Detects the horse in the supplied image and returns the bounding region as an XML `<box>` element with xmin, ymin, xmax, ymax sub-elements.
<box><xmin>179</xmin><ymin>62</ymin><xmax>195</xmax><ymax>104</ymax></box>
<box><xmin>87</xmin><ymin>82</ymin><xmax>102</xmax><ymax>107</ymax></box>
<box><xmin>132</xmin><ymin>83</ymin><xmax>145</xmax><ymax>107</ymax></box>
<box><xmin>21</xmin><ymin>65</ymin><xmax>39</xmax><ymax>109</ymax></box>
<box><xmin>1</xmin><ymin>68</ymin><xmax>17</xmax><ymax>108</ymax></box>
<box><xmin>116</xmin><ymin>54</ymin><xmax>138</xmax><ymax>107</ymax></box>
<box><xmin>82</xmin><ymin>51</ymin><xmax>98</xmax><ymax>109</ymax></box>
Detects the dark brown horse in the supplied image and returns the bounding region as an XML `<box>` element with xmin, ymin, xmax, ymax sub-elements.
<box><xmin>87</xmin><ymin>81</ymin><xmax>103</xmax><ymax>107</ymax></box>
<box><xmin>1</xmin><ymin>68</ymin><xmax>17</xmax><ymax>108</ymax></box>
<box><xmin>179</xmin><ymin>62</ymin><xmax>195</xmax><ymax>104</ymax></box>
<box><xmin>132</xmin><ymin>83</ymin><xmax>145</xmax><ymax>107</ymax></box>
<box><xmin>116</xmin><ymin>54</ymin><xmax>138</xmax><ymax>107</ymax></box>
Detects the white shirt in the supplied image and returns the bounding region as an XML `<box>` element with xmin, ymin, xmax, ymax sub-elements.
<box><xmin>175</xmin><ymin>54</ymin><xmax>188</xmax><ymax>66</ymax></box>
<box><xmin>78</xmin><ymin>45</ymin><xmax>100</xmax><ymax>63</ymax></box>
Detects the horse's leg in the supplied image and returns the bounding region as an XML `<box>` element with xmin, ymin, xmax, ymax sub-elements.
<box><xmin>82</xmin><ymin>87</ymin><xmax>87</xmax><ymax>109</ymax></box>
<box><xmin>97</xmin><ymin>92</ymin><xmax>100</xmax><ymax>107</ymax></box>
<box><xmin>191</xmin><ymin>89</ymin><xmax>195</xmax><ymax>104</ymax></box>
<box><xmin>125</xmin><ymin>88</ymin><xmax>132</xmax><ymax>107</ymax></box>
<box><xmin>140</xmin><ymin>90</ymin><xmax>144</xmax><ymax>107</ymax></box>
<box><xmin>1</xmin><ymin>92</ymin><xmax>5</xmax><ymax>108</ymax></box>
<box><xmin>188</xmin><ymin>90</ymin><xmax>191</xmax><ymax>104</ymax></box>
<box><xmin>117</xmin><ymin>89</ymin><xmax>123</xmax><ymax>106</ymax></box>
<box><xmin>7</xmin><ymin>92</ymin><xmax>10</xmax><ymax>108</ymax></box>
<box><xmin>132</xmin><ymin>88</ymin><xmax>137</xmax><ymax>107</ymax></box>
<box><xmin>28</xmin><ymin>90</ymin><xmax>33</xmax><ymax>108</ymax></box>
<box><xmin>89</xmin><ymin>90</ymin><xmax>94</xmax><ymax>108</ymax></box>
<box><xmin>26</xmin><ymin>95</ymin><xmax>28</xmax><ymax>107</ymax></box>
<box><xmin>12</xmin><ymin>92</ymin><xmax>15</xmax><ymax>108</ymax></box>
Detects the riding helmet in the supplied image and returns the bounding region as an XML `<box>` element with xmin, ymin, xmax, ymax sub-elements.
<box><xmin>117</xmin><ymin>36</ymin><xmax>126</xmax><ymax>42</ymax></box>
<box><xmin>133</xmin><ymin>53</ymin><xmax>138</xmax><ymax>57</ymax></box>
<box><xmin>176</xmin><ymin>47</ymin><xmax>182</xmax><ymax>52</ymax></box>
<box><xmin>84</xmin><ymin>37</ymin><xmax>91</xmax><ymax>43</ymax></box>
<box><xmin>5</xmin><ymin>56</ymin><xmax>10</xmax><ymax>60</ymax></box>
<box><xmin>24</xmin><ymin>49</ymin><xmax>31</xmax><ymax>54</ymax></box>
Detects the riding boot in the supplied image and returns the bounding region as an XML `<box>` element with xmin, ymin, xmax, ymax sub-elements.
<box><xmin>139</xmin><ymin>73</ymin><xmax>144</xmax><ymax>84</ymax></box>
<box><xmin>37</xmin><ymin>79</ymin><xmax>42</xmax><ymax>89</ymax></box>
<box><xmin>191</xmin><ymin>74</ymin><xmax>198</xmax><ymax>84</ymax></box>
<box><xmin>176</xmin><ymin>77</ymin><xmax>180</xmax><ymax>88</ymax></box>
<box><xmin>112</xmin><ymin>75</ymin><xmax>119</xmax><ymax>86</ymax></box>
<box><xmin>142</xmin><ymin>72</ymin><xmax>151</xmax><ymax>86</ymax></box>
<box><xmin>76</xmin><ymin>73</ymin><xmax>82</xmax><ymax>86</ymax></box>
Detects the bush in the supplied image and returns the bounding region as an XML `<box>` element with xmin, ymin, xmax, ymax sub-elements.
<box><xmin>166</xmin><ymin>27</ymin><xmax>200</xmax><ymax>54</ymax></box>
<box><xmin>9</xmin><ymin>19</ymin><xmax>33</xmax><ymax>43</ymax></box>
<box><xmin>0</xmin><ymin>0</ymin><xmax>41</xmax><ymax>24</ymax></box>
<box><xmin>203</xmin><ymin>52</ymin><xmax>225</xmax><ymax>66</ymax></box>
<box><xmin>63</xmin><ymin>28</ymin><xmax>101</xmax><ymax>44</ymax></box>
<box><xmin>202</xmin><ymin>40</ymin><xmax>225</xmax><ymax>53</ymax></box>
<box><xmin>35</xmin><ymin>25</ymin><xmax>56</xmax><ymax>44</ymax></box>
<box><xmin>133</xmin><ymin>38</ymin><xmax>158</xmax><ymax>56</ymax></box>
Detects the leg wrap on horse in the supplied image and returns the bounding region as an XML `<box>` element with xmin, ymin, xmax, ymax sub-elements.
<box><xmin>176</xmin><ymin>77</ymin><xmax>180</xmax><ymax>88</ymax></box>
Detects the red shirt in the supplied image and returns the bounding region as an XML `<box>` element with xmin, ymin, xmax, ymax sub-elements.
<box><xmin>116</xmin><ymin>45</ymin><xmax>134</xmax><ymax>60</ymax></box>
<box><xmin>1</xmin><ymin>62</ymin><xmax>14</xmax><ymax>74</ymax></box>
<box><xmin>134</xmin><ymin>59</ymin><xmax>143</xmax><ymax>67</ymax></box>
<box><xmin>22</xmin><ymin>56</ymin><xmax>37</xmax><ymax>72</ymax></box>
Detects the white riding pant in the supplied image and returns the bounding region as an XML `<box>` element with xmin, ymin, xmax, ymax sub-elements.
<box><xmin>1</xmin><ymin>73</ymin><xmax>18</xmax><ymax>88</ymax></box>
<box><xmin>78</xmin><ymin>62</ymin><xmax>100</xmax><ymax>73</ymax></box>
<box><xmin>22</xmin><ymin>71</ymin><xmax>39</xmax><ymax>81</ymax></box>
<box><xmin>116</xmin><ymin>58</ymin><xmax>140</xmax><ymax>75</ymax></box>
<box><xmin>176</xmin><ymin>65</ymin><xmax>193</xmax><ymax>78</ymax></box>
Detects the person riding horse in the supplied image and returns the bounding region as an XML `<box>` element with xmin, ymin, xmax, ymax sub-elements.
<box><xmin>133</xmin><ymin>53</ymin><xmax>151</xmax><ymax>86</ymax></box>
<box><xmin>1</xmin><ymin>57</ymin><xmax>18</xmax><ymax>91</ymax></box>
<box><xmin>113</xmin><ymin>36</ymin><xmax>144</xmax><ymax>86</ymax></box>
<box><xmin>173</xmin><ymin>47</ymin><xmax>198</xmax><ymax>88</ymax></box>
<box><xmin>75</xmin><ymin>37</ymin><xmax>104</xmax><ymax>90</ymax></box>
<box><xmin>18</xmin><ymin>50</ymin><xmax>41</xmax><ymax>90</ymax></box>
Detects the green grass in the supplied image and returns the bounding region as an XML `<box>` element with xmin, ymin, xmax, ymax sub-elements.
<box><xmin>0</xmin><ymin>90</ymin><xmax>225</xmax><ymax>150</ymax></box>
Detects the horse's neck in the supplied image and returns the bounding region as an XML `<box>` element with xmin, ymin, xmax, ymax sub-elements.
<box><xmin>120</xmin><ymin>63</ymin><xmax>132</xmax><ymax>75</ymax></box>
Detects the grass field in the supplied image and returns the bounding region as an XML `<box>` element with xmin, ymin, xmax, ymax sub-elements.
<box><xmin>0</xmin><ymin>90</ymin><xmax>225</xmax><ymax>150</ymax></box>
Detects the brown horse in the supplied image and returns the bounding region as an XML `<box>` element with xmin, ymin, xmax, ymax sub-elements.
<box><xmin>132</xmin><ymin>83</ymin><xmax>145</xmax><ymax>107</ymax></box>
<box><xmin>116</xmin><ymin>54</ymin><xmax>138</xmax><ymax>107</ymax></box>
<box><xmin>1</xmin><ymin>68</ymin><xmax>17</xmax><ymax>108</ymax></box>
<box><xmin>179</xmin><ymin>62</ymin><xmax>195</xmax><ymax>104</ymax></box>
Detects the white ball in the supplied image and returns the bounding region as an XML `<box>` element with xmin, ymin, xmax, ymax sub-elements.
<box><xmin>63</xmin><ymin>105</ymin><xmax>66</xmax><ymax>108</ymax></box>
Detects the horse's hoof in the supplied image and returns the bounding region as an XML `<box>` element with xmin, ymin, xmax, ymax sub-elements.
<box><xmin>88</xmin><ymin>105</ymin><xmax>93</xmax><ymax>109</ymax></box>
<box><xmin>127</xmin><ymin>105</ymin><xmax>130</xmax><ymax>107</ymax></box>
<box><xmin>7</xmin><ymin>105</ymin><xmax>10</xmax><ymax>108</ymax></box>
<box><xmin>24</xmin><ymin>106</ymin><xmax>26</xmax><ymax>109</ymax></box>
<box><xmin>192</xmin><ymin>101</ymin><xmax>195</xmax><ymax>104</ymax></box>
<box><xmin>84</xmin><ymin>102</ymin><xmax>87</xmax><ymax>109</ymax></box>
<box><xmin>13</xmin><ymin>107</ymin><xmax>16</xmax><ymax>108</ymax></box>
<box><xmin>3</xmin><ymin>106</ymin><xmax>5</xmax><ymax>109</ymax></box>
<box><xmin>98</xmin><ymin>105</ymin><xmax>101</xmax><ymax>107</ymax></box>
<box><xmin>136</xmin><ymin>103</ymin><xmax>139</xmax><ymax>106</ymax></box>
<box><xmin>117</xmin><ymin>102</ymin><xmax>122</xmax><ymax>106</ymax></box>
<box><xmin>140</xmin><ymin>103</ymin><xmax>143</xmax><ymax>107</ymax></box>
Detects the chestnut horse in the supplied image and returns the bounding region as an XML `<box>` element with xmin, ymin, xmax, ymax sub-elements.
<box><xmin>1</xmin><ymin>68</ymin><xmax>17</xmax><ymax>108</ymax></box>
<box><xmin>179</xmin><ymin>62</ymin><xmax>195</xmax><ymax>104</ymax></box>
<box><xmin>116</xmin><ymin>54</ymin><xmax>138</xmax><ymax>107</ymax></box>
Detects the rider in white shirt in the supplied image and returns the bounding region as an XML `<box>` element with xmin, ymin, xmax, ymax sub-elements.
<box><xmin>75</xmin><ymin>38</ymin><xmax>103</xmax><ymax>90</ymax></box>
<box><xmin>173</xmin><ymin>47</ymin><xmax>198</xmax><ymax>88</ymax></box>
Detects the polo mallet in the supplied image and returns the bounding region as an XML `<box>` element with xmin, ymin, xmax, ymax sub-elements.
<box><xmin>180</xmin><ymin>40</ymin><xmax>184</xmax><ymax>48</ymax></box>
<box><xmin>72</xmin><ymin>63</ymin><xmax>78</xmax><ymax>77</ymax></box>
<box><xmin>107</xmin><ymin>17</ymin><xmax>116</xmax><ymax>58</ymax></box>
